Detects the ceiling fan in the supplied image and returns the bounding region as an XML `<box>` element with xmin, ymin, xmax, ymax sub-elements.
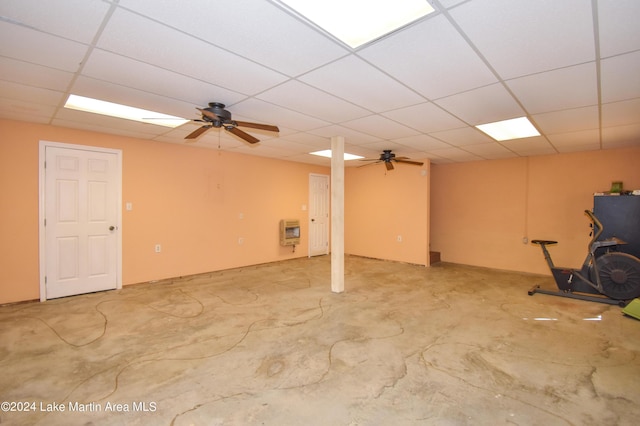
<box><xmin>359</xmin><ymin>150</ymin><xmax>424</xmax><ymax>170</ymax></box>
<box><xmin>185</xmin><ymin>102</ymin><xmax>279</xmax><ymax>144</ymax></box>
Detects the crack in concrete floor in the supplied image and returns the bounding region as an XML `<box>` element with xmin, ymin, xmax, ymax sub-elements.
<box><xmin>1</xmin><ymin>255</ymin><xmax>639</xmax><ymax>425</ymax></box>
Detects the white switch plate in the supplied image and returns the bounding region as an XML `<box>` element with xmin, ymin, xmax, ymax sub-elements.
<box><xmin>126</xmin><ymin>202</ymin><xmax>133</xmax><ymax>211</ymax></box>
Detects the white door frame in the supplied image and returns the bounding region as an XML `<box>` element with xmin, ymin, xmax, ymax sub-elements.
<box><xmin>308</xmin><ymin>173</ymin><xmax>330</xmax><ymax>257</ymax></box>
<box><xmin>38</xmin><ymin>140</ymin><xmax>123</xmax><ymax>301</ymax></box>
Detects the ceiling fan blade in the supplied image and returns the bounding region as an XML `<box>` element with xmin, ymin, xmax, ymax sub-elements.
<box><xmin>226</xmin><ymin>126</ymin><xmax>260</xmax><ymax>144</ymax></box>
<box><xmin>234</xmin><ymin>120</ymin><xmax>279</xmax><ymax>132</ymax></box>
<box><xmin>185</xmin><ymin>125</ymin><xmax>211</xmax><ymax>140</ymax></box>
<box><xmin>395</xmin><ymin>158</ymin><xmax>424</xmax><ymax>166</ymax></box>
<box><xmin>385</xmin><ymin>161</ymin><xmax>394</xmax><ymax>171</ymax></box>
<box><xmin>196</xmin><ymin>107</ymin><xmax>218</xmax><ymax>121</ymax></box>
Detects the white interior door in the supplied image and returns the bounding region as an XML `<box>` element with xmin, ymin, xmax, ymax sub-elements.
<box><xmin>309</xmin><ymin>174</ymin><xmax>329</xmax><ymax>256</ymax></box>
<box><xmin>41</xmin><ymin>143</ymin><xmax>121</xmax><ymax>300</ymax></box>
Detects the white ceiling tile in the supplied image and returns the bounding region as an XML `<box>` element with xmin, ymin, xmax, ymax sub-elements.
<box><xmin>340</xmin><ymin>115</ymin><xmax>421</xmax><ymax>140</ymax></box>
<box><xmin>0</xmin><ymin>98</ymin><xmax>56</xmax><ymax>121</ymax></box>
<box><xmin>429</xmin><ymin>126</ymin><xmax>494</xmax><ymax>146</ymax></box>
<box><xmin>0</xmin><ymin>0</ymin><xmax>111</xmax><ymax>42</ymax></box>
<box><xmin>391</xmin><ymin>134</ymin><xmax>452</xmax><ymax>151</ymax></box>
<box><xmin>82</xmin><ymin>49</ymin><xmax>247</xmax><ymax>111</ymax></box>
<box><xmin>601</xmin><ymin>98</ymin><xmax>640</xmax><ymax>128</ymax></box>
<box><xmin>257</xmin><ymin>80</ymin><xmax>370</xmax><ymax>123</ymax></box>
<box><xmin>426</xmin><ymin>147</ymin><xmax>484</xmax><ymax>162</ymax></box>
<box><xmin>602</xmin><ymin>124</ymin><xmax>640</xmax><ymax>149</ymax></box>
<box><xmin>450</xmin><ymin>0</ymin><xmax>595</xmax><ymax>79</ymax></box>
<box><xmin>97</xmin><ymin>9</ymin><xmax>288</xmax><ymax>95</ymax></box>
<box><xmin>118</xmin><ymin>0</ymin><xmax>348</xmax><ymax>77</ymax></box>
<box><xmin>0</xmin><ymin>57</ymin><xmax>74</xmax><ymax>91</ymax></box>
<box><xmin>0</xmin><ymin>21</ymin><xmax>89</xmax><ymax>72</ymax></box>
<box><xmin>53</xmin><ymin>109</ymin><xmax>170</xmax><ymax>138</ymax></box>
<box><xmin>506</xmin><ymin>63</ymin><xmax>598</xmax><ymax>114</ymax></box>
<box><xmin>600</xmin><ymin>51</ymin><xmax>640</xmax><ymax>103</ymax></box>
<box><xmin>382</xmin><ymin>102</ymin><xmax>466</xmax><ymax>133</ymax></box>
<box><xmin>463</xmin><ymin>143</ymin><xmax>518</xmax><ymax>160</ymax></box>
<box><xmin>532</xmin><ymin>106</ymin><xmax>599</xmax><ymax>134</ymax></box>
<box><xmin>500</xmin><ymin>136</ymin><xmax>556</xmax><ymax>156</ymax></box>
<box><xmin>597</xmin><ymin>0</ymin><xmax>640</xmax><ymax>57</ymax></box>
<box><xmin>435</xmin><ymin>83</ymin><xmax>524</xmax><ymax>125</ymax></box>
<box><xmin>344</xmin><ymin>144</ymin><xmax>388</xmax><ymax>159</ymax></box>
<box><xmin>1</xmin><ymin>0</ymin><xmax>639</xmax><ymax>164</ymax></box>
<box><xmin>231</xmin><ymin>98</ymin><xmax>330</xmax><ymax>132</ymax></box>
<box><xmin>546</xmin><ymin>129</ymin><xmax>601</xmax><ymax>153</ymax></box>
<box><xmin>439</xmin><ymin>0</ymin><xmax>468</xmax><ymax>9</ymax></box>
<box><xmin>308</xmin><ymin>125</ymin><xmax>382</xmax><ymax>145</ymax></box>
<box><xmin>0</xmin><ymin>80</ymin><xmax>63</xmax><ymax>106</ymax></box>
<box><xmin>359</xmin><ymin>15</ymin><xmax>497</xmax><ymax>99</ymax></box>
<box><xmin>69</xmin><ymin>76</ymin><xmax>199</xmax><ymax>119</ymax></box>
<box><xmin>280</xmin><ymin>132</ymin><xmax>332</xmax><ymax>150</ymax></box>
<box><xmin>299</xmin><ymin>55</ymin><xmax>425</xmax><ymax>112</ymax></box>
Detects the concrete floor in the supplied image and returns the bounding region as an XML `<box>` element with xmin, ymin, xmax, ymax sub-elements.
<box><xmin>1</xmin><ymin>255</ymin><xmax>639</xmax><ymax>426</ymax></box>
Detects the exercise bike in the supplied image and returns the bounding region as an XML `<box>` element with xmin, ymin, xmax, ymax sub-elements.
<box><xmin>528</xmin><ymin>209</ymin><xmax>640</xmax><ymax>306</ymax></box>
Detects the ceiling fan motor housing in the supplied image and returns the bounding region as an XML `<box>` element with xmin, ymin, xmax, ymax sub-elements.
<box><xmin>203</xmin><ymin>102</ymin><xmax>232</xmax><ymax>126</ymax></box>
<box><xmin>381</xmin><ymin>150</ymin><xmax>395</xmax><ymax>162</ymax></box>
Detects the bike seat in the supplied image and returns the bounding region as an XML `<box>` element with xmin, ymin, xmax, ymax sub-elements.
<box><xmin>531</xmin><ymin>239</ymin><xmax>558</xmax><ymax>245</ymax></box>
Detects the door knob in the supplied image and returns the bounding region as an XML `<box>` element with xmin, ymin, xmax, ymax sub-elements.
<box><xmin>311</xmin><ymin>218</ymin><xmax>315</xmax><ymax>222</ymax></box>
<box><xmin>109</xmin><ymin>226</ymin><xmax>116</xmax><ymax>231</ymax></box>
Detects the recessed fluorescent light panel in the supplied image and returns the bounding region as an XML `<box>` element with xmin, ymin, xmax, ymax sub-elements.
<box><xmin>475</xmin><ymin>117</ymin><xmax>541</xmax><ymax>141</ymax></box>
<box><xmin>310</xmin><ymin>150</ymin><xmax>364</xmax><ymax>160</ymax></box>
<box><xmin>64</xmin><ymin>95</ymin><xmax>189</xmax><ymax>128</ymax></box>
<box><xmin>277</xmin><ymin>0</ymin><xmax>435</xmax><ymax>49</ymax></box>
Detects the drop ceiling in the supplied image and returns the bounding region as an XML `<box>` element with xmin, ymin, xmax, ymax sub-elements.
<box><xmin>1</xmin><ymin>0</ymin><xmax>639</xmax><ymax>166</ymax></box>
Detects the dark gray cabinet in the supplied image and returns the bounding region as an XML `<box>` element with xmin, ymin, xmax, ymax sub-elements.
<box><xmin>593</xmin><ymin>195</ymin><xmax>640</xmax><ymax>258</ymax></box>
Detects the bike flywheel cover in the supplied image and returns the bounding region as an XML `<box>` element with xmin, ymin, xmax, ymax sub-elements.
<box><xmin>594</xmin><ymin>253</ymin><xmax>640</xmax><ymax>300</ymax></box>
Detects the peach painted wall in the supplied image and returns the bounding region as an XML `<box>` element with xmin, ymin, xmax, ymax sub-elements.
<box><xmin>0</xmin><ymin>119</ymin><xmax>328</xmax><ymax>304</ymax></box>
<box><xmin>430</xmin><ymin>147</ymin><xmax>640</xmax><ymax>275</ymax></box>
<box><xmin>345</xmin><ymin>160</ymin><xmax>430</xmax><ymax>266</ymax></box>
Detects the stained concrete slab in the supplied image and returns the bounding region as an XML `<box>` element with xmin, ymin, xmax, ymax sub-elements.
<box><xmin>1</xmin><ymin>255</ymin><xmax>639</xmax><ymax>425</ymax></box>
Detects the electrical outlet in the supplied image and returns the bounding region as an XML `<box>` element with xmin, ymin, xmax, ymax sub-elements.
<box><xmin>397</xmin><ymin>235</ymin><xmax>402</xmax><ymax>242</ymax></box>
<box><xmin>238</xmin><ymin>237</ymin><xmax>244</xmax><ymax>245</ymax></box>
<box><xmin>155</xmin><ymin>244</ymin><xmax>161</xmax><ymax>253</ymax></box>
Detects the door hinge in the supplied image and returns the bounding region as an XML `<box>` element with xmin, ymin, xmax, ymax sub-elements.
<box><xmin>45</xmin><ymin>276</ymin><xmax>47</xmax><ymax>284</ymax></box>
<box><xmin>44</xmin><ymin>218</ymin><xmax>46</xmax><ymax>226</ymax></box>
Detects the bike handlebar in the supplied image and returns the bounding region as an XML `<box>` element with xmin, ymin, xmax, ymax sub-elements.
<box><xmin>584</xmin><ymin>209</ymin><xmax>603</xmax><ymax>245</ymax></box>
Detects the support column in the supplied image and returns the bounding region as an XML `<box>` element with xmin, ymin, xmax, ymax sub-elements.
<box><xmin>331</xmin><ymin>136</ymin><xmax>344</xmax><ymax>293</ymax></box>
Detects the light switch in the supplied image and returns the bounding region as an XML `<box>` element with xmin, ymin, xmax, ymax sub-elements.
<box><xmin>126</xmin><ymin>202</ymin><xmax>133</xmax><ymax>211</ymax></box>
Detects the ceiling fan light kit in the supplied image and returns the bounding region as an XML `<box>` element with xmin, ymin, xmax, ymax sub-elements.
<box><xmin>185</xmin><ymin>102</ymin><xmax>280</xmax><ymax>144</ymax></box>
